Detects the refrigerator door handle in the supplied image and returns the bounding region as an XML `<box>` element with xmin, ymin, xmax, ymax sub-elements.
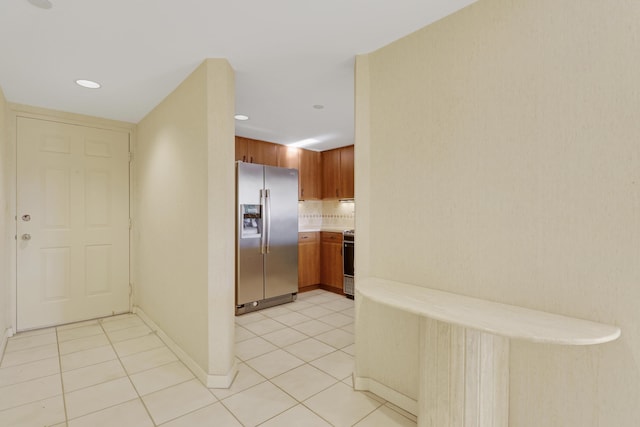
<box><xmin>260</xmin><ymin>189</ymin><xmax>266</xmax><ymax>254</ymax></box>
<box><xmin>265</xmin><ymin>188</ymin><xmax>272</xmax><ymax>253</ymax></box>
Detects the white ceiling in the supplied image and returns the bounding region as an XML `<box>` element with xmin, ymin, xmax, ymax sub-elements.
<box><xmin>0</xmin><ymin>0</ymin><xmax>475</xmax><ymax>151</ymax></box>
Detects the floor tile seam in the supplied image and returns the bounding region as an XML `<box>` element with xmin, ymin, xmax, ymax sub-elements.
<box><xmin>62</xmin><ymin>370</ymin><xmax>129</xmax><ymax>394</ymax></box>
<box><xmin>119</xmin><ymin>318</ymin><xmax>219</xmax><ymax>404</ymax></box>
<box><xmin>133</xmin><ymin>376</ymin><xmax>197</xmax><ymax>400</ymax></box>
<box><xmin>55</xmin><ymin>327</ymin><xmax>70</xmax><ymax>424</ymax></box>
<box><xmin>97</xmin><ymin>316</ymin><xmax>158</xmax><ymax>426</ymax></box>
<box><xmin>270</xmin><ymin>345</ymin><xmax>338</xmax><ymax>369</ymax></box>
<box><xmin>58</xmin><ymin>339</ymin><xmax>113</xmax><ymax>357</ymax></box>
<box><xmin>242</xmin><ymin>355</ymin><xmax>307</xmax><ymax>382</ymax></box>
<box><xmin>64</xmin><ymin>396</ymin><xmax>144</xmax><ymax>423</ymax></box>
<box><xmin>0</xmin><ymin>355</ymin><xmax>61</xmax><ymax>386</ymax></box>
<box><xmin>218</xmin><ymin>379</ymin><xmax>300</xmax><ymax>426</ymax></box>
<box><xmin>114</xmin><ymin>341</ymin><xmax>167</xmax><ymax>359</ymax></box>
<box><xmin>313</xmin><ymin>334</ymin><xmax>355</xmax><ymax>351</ymax></box>
<box><xmin>210</xmin><ymin>380</ymin><xmax>270</xmax><ymax>402</ymax></box>
<box><xmin>123</xmin><ymin>356</ymin><xmax>183</xmax><ymax>377</ymax></box>
<box><xmin>59</xmin><ymin>344</ymin><xmax>118</xmax><ymax>370</ymax></box>
<box><xmin>295</xmin><ymin>400</ymin><xmax>339</xmax><ymax>426</ymax></box>
<box><xmin>267</xmin><ymin>363</ymin><xmax>342</xmax><ymax>403</ymax></box>
<box><xmin>349</xmin><ymin>403</ymin><xmax>386</xmax><ymax>427</ymax></box>
<box><xmin>0</xmin><ymin>342</ymin><xmax>59</xmax><ymax>365</ymax></box>
<box><xmin>217</xmin><ymin>393</ymin><xmax>258</xmax><ymax>427</ymax></box>
<box><xmin>55</xmin><ymin>321</ymin><xmax>101</xmax><ymax>333</ymax></box>
<box><xmin>301</xmin><ymin>382</ymin><xmax>387</xmax><ymax>427</ymax></box>
<box><xmin>0</xmin><ymin>376</ymin><xmax>64</xmax><ymax>413</ymax></box>
<box><xmin>306</xmin><ymin>350</ymin><xmax>355</xmax><ymax>381</ymax></box>
<box><xmin>5</xmin><ymin>328</ymin><xmax>56</xmax><ymax>340</ymax></box>
<box><xmin>0</xmin><ymin>391</ymin><xmax>65</xmax><ymax>416</ymax></box>
<box><xmin>108</xmin><ymin>333</ymin><xmax>157</xmax><ymax>345</ymax></box>
<box><xmin>58</xmin><ymin>331</ymin><xmax>106</xmax><ymax>343</ymax></box>
<box><xmin>3</xmin><ymin>337</ymin><xmax>57</xmax><ymax>354</ymax></box>
<box><xmin>261</xmin><ymin>333</ymin><xmax>309</xmax><ymax>349</ymax></box>
<box><xmin>100</xmin><ymin>319</ymin><xmax>146</xmax><ymax>330</ymax></box>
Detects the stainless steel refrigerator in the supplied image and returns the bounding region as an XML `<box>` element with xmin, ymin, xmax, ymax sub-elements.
<box><xmin>236</xmin><ymin>162</ymin><xmax>298</xmax><ymax>315</ymax></box>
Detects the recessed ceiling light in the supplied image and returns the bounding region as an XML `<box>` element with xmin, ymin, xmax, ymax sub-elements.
<box><xmin>75</xmin><ymin>79</ymin><xmax>101</xmax><ymax>89</ymax></box>
<box><xmin>312</xmin><ymin>104</ymin><xmax>324</xmax><ymax>110</ymax></box>
<box><xmin>27</xmin><ymin>0</ymin><xmax>52</xmax><ymax>9</ymax></box>
<box><xmin>234</xmin><ymin>114</ymin><xmax>249</xmax><ymax>121</ymax></box>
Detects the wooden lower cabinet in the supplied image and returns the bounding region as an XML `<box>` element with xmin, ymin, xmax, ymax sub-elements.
<box><xmin>320</xmin><ymin>232</ymin><xmax>343</xmax><ymax>293</ymax></box>
<box><xmin>298</xmin><ymin>231</ymin><xmax>344</xmax><ymax>295</ymax></box>
<box><xmin>298</xmin><ymin>232</ymin><xmax>320</xmax><ymax>290</ymax></box>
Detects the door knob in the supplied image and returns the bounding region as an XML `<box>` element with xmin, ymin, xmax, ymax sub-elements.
<box><xmin>21</xmin><ymin>234</ymin><xmax>31</xmax><ymax>241</ymax></box>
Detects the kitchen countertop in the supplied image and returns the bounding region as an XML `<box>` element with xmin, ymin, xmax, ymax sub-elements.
<box><xmin>299</xmin><ymin>227</ymin><xmax>352</xmax><ymax>233</ymax></box>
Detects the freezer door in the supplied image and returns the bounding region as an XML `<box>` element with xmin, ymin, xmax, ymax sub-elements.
<box><xmin>236</xmin><ymin>162</ymin><xmax>265</xmax><ymax>305</ymax></box>
<box><xmin>264</xmin><ymin>166</ymin><xmax>299</xmax><ymax>299</ymax></box>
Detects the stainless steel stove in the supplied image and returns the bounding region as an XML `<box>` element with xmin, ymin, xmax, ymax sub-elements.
<box><xmin>343</xmin><ymin>229</ymin><xmax>354</xmax><ymax>298</ymax></box>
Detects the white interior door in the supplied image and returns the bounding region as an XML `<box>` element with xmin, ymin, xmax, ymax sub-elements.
<box><xmin>17</xmin><ymin>117</ymin><xmax>130</xmax><ymax>331</ymax></box>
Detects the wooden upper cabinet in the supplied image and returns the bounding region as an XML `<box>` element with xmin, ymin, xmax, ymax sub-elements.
<box><xmin>236</xmin><ymin>136</ymin><xmax>322</xmax><ymax>200</ymax></box>
<box><xmin>235</xmin><ymin>136</ymin><xmax>278</xmax><ymax>166</ymax></box>
<box><xmin>277</xmin><ymin>145</ymin><xmax>300</xmax><ymax>169</ymax></box>
<box><xmin>235</xmin><ymin>137</ymin><xmax>248</xmax><ymax>162</ymax></box>
<box><xmin>299</xmin><ymin>149</ymin><xmax>321</xmax><ymax>200</ymax></box>
<box><xmin>321</xmin><ymin>145</ymin><xmax>354</xmax><ymax>199</ymax></box>
<box><xmin>340</xmin><ymin>145</ymin><xmax>354</xmax><ymax>199</ymax></box>
<box><xmin>321</xmin><ymin>148</ymin><xmax>341</xmax><ymax>199</ymax></box>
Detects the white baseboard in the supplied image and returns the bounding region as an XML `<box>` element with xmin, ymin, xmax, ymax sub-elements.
<box><xmin>134</xmin><ymin>307</ymin><xmax>237</xmax><ymax>389</ymax></box>
<box><xmin>354</xmin><ymin>375</ymin><xmax>418</xmax><ymax>416</ymax></box>
<box><xmin>0</xmin><ymin>327</ymin><xmax>14</xmax><ymax>359</ymax></box>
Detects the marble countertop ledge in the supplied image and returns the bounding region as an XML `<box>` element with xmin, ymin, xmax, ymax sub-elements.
<box><xmin>357</xmin><ymin>277</ymin><xmax>621</xmax><ymax>346</ymax></box>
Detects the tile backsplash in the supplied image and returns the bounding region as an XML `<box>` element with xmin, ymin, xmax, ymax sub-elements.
<box><xmin>298</xmin><ymin>200</ymin><xmax>355</xmax><ymax>230</ymax></box>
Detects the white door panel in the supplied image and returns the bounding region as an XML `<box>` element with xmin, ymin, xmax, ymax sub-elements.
<box><xmin>17</xmin><ymin>117</ymin><xmax>130</xmax><ymax>330</ymax></box>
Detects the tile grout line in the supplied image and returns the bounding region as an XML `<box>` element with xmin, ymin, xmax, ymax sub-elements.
<box><xmin>97</xmin><ymin>316</ymin><xmax>159</xmax><ymax>427</ymax></box>
<box><xmin>54</xmin><ymin>326</ymin><xmax>71</xmax><ymax>426</ymax></box>
<box><xmin>227</xmin><ymin>299</ymin><xmax>357</xmax><ymax>426</ymax></box>
<box><xmin>232</xmin><ymin>292</ymin><xmax>385</xmax><ymax>427</ymax></box>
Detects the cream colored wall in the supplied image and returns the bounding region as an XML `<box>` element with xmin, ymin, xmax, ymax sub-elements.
<box><xmin>0</xmin><ymin>86</ymin><xmax>10</xmax><ymax>345</ymax></box>
<box><xmin>355</xmin><ymin>0</ymin><xmax>640</xmax><ymax>425</ymax></box>
<box><xmin>134</xmin><ymin>59</ymin><xmax>235</xmax><ymax>381</ymax></box>
<box><xmin>203</xmin><ymin>60</ymin><xmax>236</xmax><ymax>380</ymax></box>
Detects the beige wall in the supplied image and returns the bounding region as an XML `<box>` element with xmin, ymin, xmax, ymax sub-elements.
<box><xmin>355</xmin><ymin>0</ymin><xmax>640</xmax><ymax>425</ymax></box>
<box><xmin>0</xmin><ymin>86</ymin><xmax>10</xmax><ymax>347</ymax></box>
<box><xmin>134</xmin><ymin>59</ymin><xmax>236</xmax><ymax>384</ymax></box>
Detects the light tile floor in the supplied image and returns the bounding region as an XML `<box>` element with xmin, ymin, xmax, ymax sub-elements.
<box><xmin>0</xmin><ymin>289</ymin><xmax>416</xmax><ymax>427</ymax></box>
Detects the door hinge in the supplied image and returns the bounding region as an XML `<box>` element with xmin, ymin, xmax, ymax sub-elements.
<box><xmin>128</xmin><ymin>152</ymin><xmax>133</xmax><ymax>162</ymax></box>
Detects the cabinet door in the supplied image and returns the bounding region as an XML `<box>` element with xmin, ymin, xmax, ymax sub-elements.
<box><xmin>248</xmin><ymin>139</ymin><xmax>278</xmax><ymax>166</ymax></box>
<box><xmin>339</xmin><ymin>145</ymin><xmax>354</xmax><ymax>199</ymax></box>
<box><xmin>278</xmin><ymin>146</ymin><xmax>302</xmax><ymax>198</ymax></box>
<box><xmin>277</xmin><ymin>145</ymin><xmax>300</xmax><ymax>169</ymax></box>
<box><xmin>299</xmin><ymin>149</ymin><xmax>321</xmax><ymax>200</ymax></box>
<box><xmin>320</xmin><ymin>232</ymin><xmax>343</xmax><ymax>291</ymax></box>
<box><xmin>298</xmin><ymin>232</ymin><xmax>320</xmax><ymax>288</ymax></box>
<box><xmin>235</xmin><ymin>136</ymin><xmax>248</xmax><ymax>162</ymax></box>
<box><xmin>321</xmin><ymin>148</ymin><xmax>341</xmax><ymax>199</ymax></box>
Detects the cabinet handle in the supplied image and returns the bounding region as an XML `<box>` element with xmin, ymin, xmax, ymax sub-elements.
<box><xmin>302</xmin><ymin>236</ymin><xmax>308</xmax><ymax>239</ymax></box>
<box><xmin>242</xmin><ymin>155</ymin><xmax>246</xmax><ymax>162</ymax></box>
<box><xmin>250</xmin><ymin>156</ymin><xmax>254</xmax><ymax>163</ymax></box>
